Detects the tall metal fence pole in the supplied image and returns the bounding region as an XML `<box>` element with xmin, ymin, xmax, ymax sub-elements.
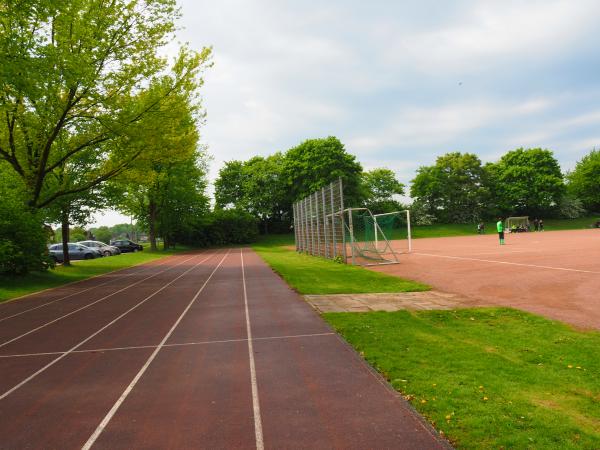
<box><xmin>339</xmin><ymin>178</ymin><xmax>347</xmax><ymax>263</ymax></box>
<box><xmin>322</xmin><ymin>188</ymin><xmax>329</xmax><ymax>258</ymax></box>
<box><xmin>330</xmin><ymin>183</ymin><xmax>337</xmax><ymax>258</ymax></box>
<box><xmin>315</xmin><ymin>192</ymin><xmax>321</xmax><ymax>256</ymax></box>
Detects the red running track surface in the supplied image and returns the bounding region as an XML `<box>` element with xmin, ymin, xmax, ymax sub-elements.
<box><xmin>0</xmin><ymin>248</ymin><xmax>448</xmax><ymax>449</ymax></box>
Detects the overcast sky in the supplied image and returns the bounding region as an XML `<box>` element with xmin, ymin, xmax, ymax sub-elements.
<box><xmin>91</xmin><ymin>0</ymin><xmax>600</xmax><ymax>226</ymax></box>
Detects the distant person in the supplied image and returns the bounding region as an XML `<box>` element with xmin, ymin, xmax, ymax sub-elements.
<box><xmin>539</xmin><ymin>218</ymin><xmax>544</xmax><ymax>231</ymax></box>
<box><xmin>477</xmin><ymin>222</ymin><xmax>485</xmax><ymax>234</ymax></box>
<box><xmin>497</xmin><ymin>217</ymin><xmax>505</xmax><ymax>245</ymax></box>
<box><xmin>533</xmin><ymin>218</ymin><xmax>539</xmax><ymax>231</ymax></box>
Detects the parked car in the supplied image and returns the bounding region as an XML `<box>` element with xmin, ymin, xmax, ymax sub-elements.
<box><xmin>77</xmin><ymin>240</ymin><xmax>121</xmax><ymax>256</ymax></box>
<box><xmin>48</xmin><ymin>243</ymin><xmax>102</xmax><ymax>263</ymax></box>
<box><xmin>109</xmin><ymin>239</ymin><xmax>144</xmax><ymax>253</ymax></box>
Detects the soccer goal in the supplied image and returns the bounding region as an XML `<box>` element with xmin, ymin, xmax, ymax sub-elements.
<box><xmin>342</xmin><ymin>208</ymin><xmax>400</xmax><ymax>265</ymax></box>
<box><xmin>506</xmin><ymin>216</ymin><xmax>529</xmax><ymax>232</ymax></box>
<box><xmin>373</xmin><ymin>210</ymin><xmax>412</xmax><ymax>253</ymax></box>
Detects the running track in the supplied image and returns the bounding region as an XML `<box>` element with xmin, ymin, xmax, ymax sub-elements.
<box><xmin>0</xmin><ymin>248</ymin><xmax>447</xmax><ymax>449</ymax></box>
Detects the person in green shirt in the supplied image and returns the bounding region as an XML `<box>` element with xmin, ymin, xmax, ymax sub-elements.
<box><xmin>497</xmin><ymin>218</ymin><xmax>505</xmax><ymax>245</ymax></box>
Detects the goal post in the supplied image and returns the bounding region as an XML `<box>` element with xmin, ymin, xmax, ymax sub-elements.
<box><xmin>506</xmin><ymin>216</ymin><xmax>529</xmax><ymax>232</ymax></box>
<box><xmin>342</xmin><ymin>208</ymin><xmax>400</xmax><ymax>265</ymax></box>
<box><xmin>373</xmin><ymin>210</ymin><xmax>412</xmax><ymax>253</ymax></box>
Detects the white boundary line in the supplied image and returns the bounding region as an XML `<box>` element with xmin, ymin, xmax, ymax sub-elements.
<box><xmin>241</xmin><ymin>248</ymin><xmax>264</xmax><ymax>450</ymax></box>
<box><xmin>81</xmin><ymin>250</ymin><xmax>231</xmax><ymax>450</ymax></box>
<box><xmin>0</xmin><ymin>333</ymin><xmax>336</xmax><ymax>359</ymax></box>
<box><xmin>413</xmin><ymin>252</ymin><xmax>600</xmax><ymax>275</ymax></box>
<box><xmin>0</xmin><ymin>253</ymin><xmax>198</xmax><ymax>349</ymax></box>
<box><xmin>0</xmin><ymin>253</ymin><xmax>182</xmax><ymax>324</ymax></box>
<box><xmin>0</xmin><ymin>251</ymin><xmax>182</xmax><ymax>307</ymax></box>
<box><xmin>0</xmin><ymin>251</ymin><xmax>218</xmax><ymax>402</ymax></box>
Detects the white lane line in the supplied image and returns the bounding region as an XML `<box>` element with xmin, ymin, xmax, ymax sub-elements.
<box><xmin>241</xmin><ymin>248</ymin><xmax>264</xmax><ymax>450</ymax></box>
<box><xmin>0</xmin><ymin>251</ymin><xmax>218</xmax><ymax>402</ymax></box>
<box><xmin>0</xmin><ymin>255</ymin><xmax>179</xmax><ymax>324</ymax></box>
<box><xmin>413</xmin><ymin>252</ymin><xmax>600</xmax><ymax>275</ymax></box>
<box><xmin>0</xmin><ymin>253</ymin><xmax>199</xmax><ymax>349</ymax></box>
<box><xmin>0</xmin><ymin>333</ymin><xmax>336</xmax><ymax>359</ymax></box>
<box><xmin>81</xmin><ymin>250</ymin><xmax>230</xmax><ymax>450</ymax></box>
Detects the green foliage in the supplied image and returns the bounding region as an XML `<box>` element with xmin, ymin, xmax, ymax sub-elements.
<box><xmin>325</xmin><ymin>308</ymin><xmax>600</xmax><ymax>449</ymax></box>
<box><xmin>91</xmin><ymin>226</ymin><xmax>112</xmax><ymax>244</ymax></box>
<box><xmin>282</xmin><ymin>136</ymin><xmax>364</xmax><ymax>205</ymax></box>
<box><xmin>0</xmin><ymin>1</ymin><xmax>209</xmax><ymax>209</ymax></box>
<box><xmin>195</xmin><ymin>209</ymin><xmax>259</xmax><ymax>246</ymax></box>
<box><xmin>557</xmin><ymin>194</ymin><xmax>586</xmax><ymax>219</ymax></box>
<box><xmin>410</xmin><ymin>152</ymin><xmax>491</xmax><ymax>223</ymax></box>
<box><xmin>252</xmin><ymin>239</ymin><xmax>428</xmax><ymax>295</ymax></box>
<box><xmin>0</xmin><ymin>167</ymin><xmax>51</xmax><ymax>274</ymax></box>
<box><xmin>488</xmin><ymin>148</ymin><xmax>565</xmax><ymax>217</ymax></box>
<box><xmin>361</xmin><ymin>168</ymin><xmax>405</xmax><ymax>214</ymax></box>
<box><xmin>215</xmin><ymin>154</ymin><xmax>288</xmax><ymax>233</ymax></box>
<box><xmin>567</xmin><ymin>149</ymin><xmax>600</xmax><ymax>213</ymax></box>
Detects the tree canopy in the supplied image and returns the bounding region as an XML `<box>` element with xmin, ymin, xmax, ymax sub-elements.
<box><xmin>361</xmin><ymin>168</ymin><xmax>405</xmax><ymax>214</ymax></box>
<box><xmin>567</xmin><ymin>149</ymin><xmax>600</xmax><ymax>213</ymax></box>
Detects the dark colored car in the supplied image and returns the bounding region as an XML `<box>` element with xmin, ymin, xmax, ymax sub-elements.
<box><xmin>48</xmin><ymin>243</ymin><xmax>102</xmax><ymax>263</ymax></box>
<box><xmin>110</xmin><ymin>239</ymin><xmax>143</xmax><ymax>253</ymax></box>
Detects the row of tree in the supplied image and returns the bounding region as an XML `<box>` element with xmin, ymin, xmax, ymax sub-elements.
<box><xmin>215</xmin><ymin>144</ymin><xmax>600</xmax><ymax>230</ymax></box>
<box><xmin>214</xmin><ymin>136</ymin><xmax>405</xmax><ymax>233</ymax></box>
<box><xmin>0</xmin><ymin>0</ymin><xmax>216</xmax><ymax>273</ymax></box>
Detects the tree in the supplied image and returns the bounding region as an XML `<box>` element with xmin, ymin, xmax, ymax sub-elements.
<box><xmin>214</xmin><ymin>154</ymin><xmax>288</xmax><ymax>233</ymax></box>
<box><xmin>361</xmin><ymin>168</ymin><xmax>405</xmax><ymax>214</ymax></box>
<box><xmin>282</xmin><ymin>137</ymin><xmax>364</xmax><ymax>206</ymax></box>
<box><xmin>0</xmin><ymin>1</ymin><xmax>210</xmax><ymax>209</ymax></box>
<box><xmin>410</xmin><ymin>152</ymin><xmax>491</xmax><ymax>223</ymax></box>
<box><xmin>567</xmin><ymin>149</ymin><xmax>600</xmax><ymax>213</ymax></box>
<box><xmin>487</xmin><ymin>148</ymin><xmax>565</xmax><ymax>217</ymax></box>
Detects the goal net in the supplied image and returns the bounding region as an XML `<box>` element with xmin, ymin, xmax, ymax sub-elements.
<box><xmin>506</xmin><ymin>216</ymin><xmax>529</xmax><ymax>232</ymax></box>
<box><xmin>373</xmin><ymin>211</ymin><xmax>412</xmax><ymax>255</ymax></box>
<box><xmin>342</xmin><ymin>208</ymin><xmax>401</xmax><ymax>265</ymax></box>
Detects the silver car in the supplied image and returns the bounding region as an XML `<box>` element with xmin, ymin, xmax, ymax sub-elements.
<box><xmin>48</xmin><ymin>243</ymin><xmax>102</xmax><ymax>263</ymax></box>
<box><xmin>77</xmin><ymin>240</ymin><xmax>121</xmax><ymax>256</ymax></box>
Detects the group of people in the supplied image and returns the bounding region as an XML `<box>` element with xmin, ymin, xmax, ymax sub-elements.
<box><xmin>493</xmin><ymin>217</ymin><xmax>544</xmax><ymax>245</ymax></box>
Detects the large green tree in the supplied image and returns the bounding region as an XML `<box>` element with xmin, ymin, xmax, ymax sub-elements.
<box><xmin>361</xmin><ymin>168</ymin><xmax>405</xmax><ymax>214</ymax></box>
<box><xmin>0</xmin><ymin>0</ymin><xmax>209</xmax><ymax>209</ymax></box>
<box><xmin>410</xmin><ymin>152</ymin><xmax>491</xmax><ymax>223</ymax></box>
<box><xmin>282</xmin><ymin>136</ymin><xmax>363</xmax><ymax>206</ymax></box>
<box><xmin>567</xmin><ymin>149</ymin><xmax>600</xmax><ymax>213</ymax></box>
<box><xmin>487</xmin><ymin>148</ymin><xmax>565</xmax><ymax>217</ymax></box>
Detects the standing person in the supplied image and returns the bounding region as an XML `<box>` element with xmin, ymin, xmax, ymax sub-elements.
<box><xmin>533</xmin><ymin>218</ymin><xmax>539</xmax><ymax>232</ymax></box>
<box><xmin>477</xmin><ymin>222</ymin><xmax>485</xmax><ymax>234</ymax></box>
<box><xmin>497</xmin><ymin>217</ymin><xmax>505</xmax><ymax>245</ymax></box>
<box><xmin>539</xmin><ymin>218</ymin><xmax>544</xmax><ymax>231</ymax></box>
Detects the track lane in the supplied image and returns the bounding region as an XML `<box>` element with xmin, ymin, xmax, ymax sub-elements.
<box><xmin>241</xmin><ymin>248</ymin><xmax>447</xmax><ymax>449</ymax></box>
<box><xmin>84</xmin><ymin>250</ymin><xmax>257</xmax><ymax>449</ymax></box>
<box><xmin>0</xmin><ymin>251</ymin><xmax>220</xmax><ymax>400</ymax></box>
<box><xmin>0</xmin><ymin>252</ymin><xmax>185</xmax><ymax>321</ymax></box>
<box><xmin>0</xmin><ymin>250</ymin><xmax>227</xmax><ymax>449</ymax></box>
<box><xmin>0</xmin><ymin>253</ymin><xmax>199</xmax><ymax>352</ymax></box>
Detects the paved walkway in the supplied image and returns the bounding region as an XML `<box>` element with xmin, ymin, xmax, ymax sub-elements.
<box><xmin>305</xmin><ymin>291</ymin><xmax>475</xmax><ymax>313</ymax></box>
<box><xmin>0</xmin><ymin>248</ymin><xmax>448</xmax><ymax>449</ymax></box>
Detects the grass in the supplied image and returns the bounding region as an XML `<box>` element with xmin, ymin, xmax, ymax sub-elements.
<box><xmin>252</xmin><ymin>235</ymin><xmax>428</xmax><ymax>294</ymax></box>
<box><xmin>0</xmin><ymin>246</ymin><xmax>188</xmax><ymax>303</ymax></box>
<box><xmin>324</xmin><ymin>308</ymin><xmax>600</xmax><ymax>449</ymax></box>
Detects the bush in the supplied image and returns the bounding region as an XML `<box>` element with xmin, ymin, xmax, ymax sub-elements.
<box><xmin>0</xmin><ymin>171</ymin><xmax>51</xmax><ymax>274</ymax></box>
<box><xmin>184</xmin><ymin>209</ymin><xmax>259</xmax><ymax>246</ymax></box>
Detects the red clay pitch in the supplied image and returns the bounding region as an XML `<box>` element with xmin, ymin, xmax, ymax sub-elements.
<box><xmin>377</xmin><ymin>229</ymin><xmax>600</xmax><ymax>330</ymax></box>
<box><xmin>0</xmin><ymin>248</ymin><xmax>447</xmax><ymax>449</ymax></box>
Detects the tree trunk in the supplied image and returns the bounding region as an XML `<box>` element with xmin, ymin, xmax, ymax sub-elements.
<box><xmin>148</xmin><ymin>199</ymin><xmax>157</xmax><ymax>251</ymax></box>
<box><xmin>61</xmin><ymin>209</ymin><xmax>71</xmax><ymax>266</ymax></box>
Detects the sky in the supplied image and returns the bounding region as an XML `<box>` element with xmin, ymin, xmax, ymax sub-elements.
<box><xmin>91</xmin><ymin>0</ymin><xmax>600</xmax><ymax>226</ymax></box>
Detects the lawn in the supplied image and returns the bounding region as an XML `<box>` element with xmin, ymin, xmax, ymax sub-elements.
<box><xmin>324</xmin><ymin>308</ymin><xmax>600</xmax><ymax>449</ymax></box>
<box><xmin>252</xmin><ymin>237</ymin><xmax>428</xmax><ymax>294</ymax></box>
<box><xmin>0</xmin><ymin>246</ymin><xmax>187</xmax><ymax>303</ymax></box>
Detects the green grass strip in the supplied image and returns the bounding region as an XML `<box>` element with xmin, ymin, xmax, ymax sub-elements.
<box><xmin>324</xmin><ymin>308</ymin><xmax>600</xmax><ymax>449</ymax></box>
<box><xmin>0</xmin><ymin>247</ymin><xmax>187</xmax><ymax>303</ymax></box>
<box><xmin>252</xmin><ymin>240</ymin><xmax>428</xmax><ymax>294</ymax></box>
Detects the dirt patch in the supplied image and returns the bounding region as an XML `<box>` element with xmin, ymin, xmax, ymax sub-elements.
<box><xmin>305</xmin><ymin>290</ymin><xmax>479</xmax><ymax>313</ymax></box>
